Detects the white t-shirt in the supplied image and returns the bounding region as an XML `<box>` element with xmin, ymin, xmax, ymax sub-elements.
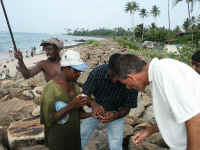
<box><xmin>148</xmin><ymin>58</ymin><xmax>200</xmax><ymax>150</ymax></box>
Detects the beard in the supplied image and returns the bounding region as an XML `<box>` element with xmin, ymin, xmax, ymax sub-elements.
<box><xmin>48</xmin><ymin>56</ymin><xmax>57</xmax><ymax>61</ymax></box>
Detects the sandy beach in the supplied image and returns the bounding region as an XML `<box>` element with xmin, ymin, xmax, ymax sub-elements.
<box><xmin>0</xmin><ymin>53</ymin><xmax>47</xmax><ymax>77</ymax></box>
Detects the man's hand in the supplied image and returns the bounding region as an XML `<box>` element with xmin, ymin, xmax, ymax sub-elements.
<box><xmin>14</xmin><ymin>50</ymin><xmax>23</xmax><ymax>62</ymax></box>
<box><xmin>99</xmin><ymin>111</ymin><xmax>118</xmax><ymax>123</ymax></box>
<box><xmin>132</xmin><ymin>123</ymin><xmax>157</xmax><ymax>146</ymax></box>
<box><xmin>91</xmin><ymin>102</ymin><xmax>105</xmax><ymax>119</ymax></box>
<box><xmin>71</xmin><ymin>96</ymin><xmax>88</xmax><ymax>109</ymax></box>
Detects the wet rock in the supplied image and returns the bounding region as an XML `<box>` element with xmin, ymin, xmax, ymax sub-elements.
<box><xmin>125</xmin><ymin>116</ymin><xmax>142</xmax><ymax>127</ymax></box>
<box><xmin>7</xmin><ymin>88</ymin><xmax>23</xmax><ymax>96</ymax></box>
<box><xmin>22</xmin><ymin>90</ymin><xmax>34</xmax><ymax>100</ymax></box>
<box><xmin>7</xmin><ymin>118</ymin><xmax>44</xmax><ymax>149</ymax></box>
<box><xmin>85</xmin><ymin>124</ymin><xmax>108</xmax><ymax>150</ymax></box>
<box><xmin>128</xmin><ymin>102</ymin><xmax>145</xmax><ymax>118</ymax></box>
<box><xmin>0</xmin><ymin>98</ymin><xmax>35</xmax><ymax>126</ymax></box>
<box><xmin>0</xmin><ymin>80</ymin><xmax>17</xmax><ymax>88</ymax></box>
<box><xmin>32</xmin><ymin>87</ymin><xmax>43</xmax><ymax>105</ymax></box>
<box><xmin>32</xmin><ymin>106</ymin><xmax>40</xmax><ymax>117</ymax></box>
<box><xmin>124</xmin><ymin>124</ymin><xmax>134</xmax><ymax>137</ymax></box>
<box><xmin>19</xmin><ymin>145</ymin><xmax>48</xmax><ymax>150</ymax></box>
<box><xmin>141</xmin><ymin>106</ymin><xmax>154</xmax><ymax>122</ymax></box>
<box><xmin>18</xmin><ymin>145</ymin><xmax>48</xmax><ymax>150</ymax></box>
<box><xmin>128</xmin><ymin>141</ymin><xmax>168</xmax><ymax>150</ymax></box>
<box><xmin>147</xmin><ymin>133</ymin><xmax>168</xmax><ymax>148</ymax></box>
<box><xmin>0</xmin><ymin>89</ymin><xmax>9</xmax><ymax>99</ymax></box>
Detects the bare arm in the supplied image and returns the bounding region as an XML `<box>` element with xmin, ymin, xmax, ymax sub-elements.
<box><xmin>15</xmin><ymin>50</ymin><xmax>43</xmax><ymax>79</ymax></box>
<box><xmin>132</xmin><ymin>122</ymin><xmax>159</xmax><ymax>145</ymax></box>
<box><xmin>186</xmin><ymin>113</ymin><xmax>200</xmax><ymax>150</ymax></box>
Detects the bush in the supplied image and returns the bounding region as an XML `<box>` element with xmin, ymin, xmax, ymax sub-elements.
<box><xmin>115</xmin><ymin>38</ymin><xmax>140</xmax><ymax>50</ymax></box>
<box><xmin>86</xmin><ymin>40</ymin><xmax>100</xmax><ymax>47</ymax></box>
<box><xmin>115</xmin><ymin>38</ymin><xmax>196</xmax><ymax>65</ymax></box>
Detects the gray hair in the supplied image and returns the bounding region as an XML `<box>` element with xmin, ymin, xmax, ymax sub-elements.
<box><xmin>117</xmin><ymin>54</ymin><xmax>146</xmax><ymax>79</ymax></box>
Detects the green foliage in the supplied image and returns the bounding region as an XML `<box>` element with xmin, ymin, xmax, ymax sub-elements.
<box><xmin>115</xmin><ymin>38</ymin><xmax>196</xmax><ymax>65</ymax></box>
<box><xmin>86</xmin><ymin>40</ymin><xmax>100</xmax><ymax>47</ymax></box>
<box><xmin>69</xmin><ymin>27</ymin><xmax>130</xmax><ymax>37</ymax></box>
<box><xmin>115</xmin><ymin>38</ymin><xmax>140</xmax><ymax>50</ymax></box>
<box><xmin>130</xmin><ymin>45</ymin><xmax>195</xmax><ymax>65</ymax></box>
<box><xmin>125</xmin><ymin>1</ymin><xmax>139</xmax><ymax>14</ymax></box>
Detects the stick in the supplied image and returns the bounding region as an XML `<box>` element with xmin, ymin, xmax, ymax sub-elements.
<box><xmin>0</xmin><ymin>0</ymin><xmax>17</xmax><ymax>52</ymax></box>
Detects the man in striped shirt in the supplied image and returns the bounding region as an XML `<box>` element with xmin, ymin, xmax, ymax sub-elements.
<box><xmin>81</xmin><ymin>53</ymin><xmax>138</xmax><ymax>150</ymax></box>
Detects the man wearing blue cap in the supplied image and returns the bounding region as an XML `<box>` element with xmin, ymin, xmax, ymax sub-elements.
<box><xmin>40</xmin><ymin>50</ymin><xmax>89</xmax><ymax>150</ymax></box>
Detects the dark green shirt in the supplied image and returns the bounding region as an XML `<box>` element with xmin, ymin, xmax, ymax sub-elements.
<box><xmin>40</xmin><ymin>80</ymin><xmax>81</xmax><ymax>150</ymax></box>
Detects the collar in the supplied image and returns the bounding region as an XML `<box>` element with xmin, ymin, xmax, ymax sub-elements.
<box><xmin>105</xmin><ymin>68</ymin><xmax>110</xmax><ymax>79</ymax></box>
<box><xmin>148</xmin><ymin>58</ymin><xmax>159</xmax><ymax>82</ymax></box>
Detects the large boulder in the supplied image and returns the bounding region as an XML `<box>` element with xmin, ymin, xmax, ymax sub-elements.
<box><xmin>7</xmin><ymin>118</ymin><xmax>44</xmax><ymax>149</ymax></box>
<box><xmin>0</xmin><ymin>89</ymin><xmax>9</xmax><ymax>99</ymax></box>
<box><xmin>19</xmin><ymin>145</ymin><xmax>48</xmax><ymax>150</ymax></box>
<box><xmin>0</xmin><ymin>98</ymin><xmax>35</xmax><ymax>126</ymax></box>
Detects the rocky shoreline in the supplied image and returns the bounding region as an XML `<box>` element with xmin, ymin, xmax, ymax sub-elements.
<box><xmin>0</xmin><ymin>39</ymin><xmax>169</xmax><ymax>150</ymax></box>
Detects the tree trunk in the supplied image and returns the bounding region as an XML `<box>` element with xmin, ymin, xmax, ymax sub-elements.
<box><xmin>168</xmin><ymin>0</ymin><xmax>171</xmax><ymax>30</ymax></box>
<box><xmin>187</xmin><ymin>2</ymin><xmax>191</xmax><ymax>19</ymax></box>
<box><xmin>132</xmin><ymin>13</ymin><xmax>135</xmax><ymax>41</ymax></box>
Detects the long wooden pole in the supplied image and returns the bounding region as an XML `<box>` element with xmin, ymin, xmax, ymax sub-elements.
<box><xmin>0</xmin><ymin>0</ymin><xmax>17</xmax><ymax>52</ymax></box>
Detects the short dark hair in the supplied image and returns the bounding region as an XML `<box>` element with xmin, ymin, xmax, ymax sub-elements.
<box><xmin>108</xmin><ymin>53</ymin><xmax>121</xmax><ymax>75</ymax></box>
<box><xmin>192</xmin><ymin>50</ymin><xmax>200</xmax><ymax>62</ymax></box>
<box><xmin>117</xmin><ymin>54</ymin><xmax>146</xmax><ymax>79</ymax></box>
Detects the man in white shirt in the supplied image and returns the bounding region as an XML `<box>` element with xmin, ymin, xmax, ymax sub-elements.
<box><xmin>115</xmin><ymin>54</ymin><xmax>200</xmax><ymax>150</ymax></box>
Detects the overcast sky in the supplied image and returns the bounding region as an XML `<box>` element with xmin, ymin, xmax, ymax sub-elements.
<box><xmin>0</xmin><ymin>0</ymin><xmax>199</xmax><ymax>34</ymax></box>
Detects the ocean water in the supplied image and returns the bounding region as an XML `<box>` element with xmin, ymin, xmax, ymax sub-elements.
<box><xmin>0</xmin><ymin>32</ymin><xmax>102</xmax><ymax>60</ymax></box>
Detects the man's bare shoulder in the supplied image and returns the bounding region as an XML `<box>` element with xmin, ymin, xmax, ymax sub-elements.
<box><xmin>37</xmin><ymin>59</ymin><xmax>51</xmax><ymax>66</ymax></box>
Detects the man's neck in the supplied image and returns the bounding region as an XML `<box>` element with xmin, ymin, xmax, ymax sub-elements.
<box><xmin>48</xmin><ymin>57</ymin><xmax>60</xmax><ymax>62</ymax></box>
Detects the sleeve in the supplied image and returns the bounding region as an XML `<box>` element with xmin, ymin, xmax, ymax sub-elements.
<box><xmin>41</xmin><ymin>85</ymin><xmax>57</xmax><ymax>127</ymax></box>
<box><xmin>120</xmin><ymin>88</ymin><xmax>138</xmax><ymax>108</ymax></box>
<box><xmin>158</xmin><ymin>62</ymin><xmax>200</xmax><ymax>123</ymax></box>
<box><xmin>82</xmin><ymin>71</ymin><xmax>97</xmax><ymax>96</ymax></box>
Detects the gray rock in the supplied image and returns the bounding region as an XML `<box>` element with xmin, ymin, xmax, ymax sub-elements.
<box><xmin>128</xmin><ymin>102</ymin><xmax>145</xmax><ymax>118</ymax></box>
<box><xmin>147</xmin><ymin>133</ymin><xmax>168</xmax><ymax>148</ymax></box>
<box><xmin>22</xmin><ymin>90</ymin><xmax>34</xmax><ymax>100</ymax></box>
<box><xmin>0</xmin><ymin>98</ymin><xmax>35</xmax><ymax>126</ymax></box>
<box><xmin>32</xmin><ymin>106</ymin><xmax>40</xmax><ymax>117</ymax></box>
<box><xmin>129</xmin><ymin>141</ymin><xmax>168</xmax><ymax>150</ymax></box>
<box><xmin>7</xmin><ymin>118</ymin><xmax>44</xmax><ymax>149</ymax></box>
<box><xmin>16</xmin><ymin>145</ymin><xmax>48</xmax><ymax>150</ymax></box>
<box><xmin>124</xmin><ymin>124</ymin><xmax>134</xmax><ymax>137</ymax></box>
<box><xmin>141</xmin><ymin>106</ymin><xmax>154</xmax><ymax>122</ymax></box>
<box><xmin>0</xmin><ymin>89</ymin><xmax>9</xmax><ymax>99</ymax></box>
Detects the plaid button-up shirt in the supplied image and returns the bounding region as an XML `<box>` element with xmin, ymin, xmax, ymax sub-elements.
<box><xmin>82</xmin><ymin>64</ymin><xmax>138</xmax><ymax>111</ymax></box>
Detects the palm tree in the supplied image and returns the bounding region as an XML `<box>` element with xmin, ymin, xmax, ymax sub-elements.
<box><xmin>125</xmin><ymin>1</ymin><xmax>139</xmax><ymax>40</ymax></box>
<box><xmin>151</xmin><ymin>5</ymin><xmax>160</xmax><ymax>41</ymax></box>
<box><xmin>183</xmin><ymin>18</ymin><xmax>192</xmax><ymax>32</ymax></box>
<box><xmin>174</xmin><ymin>0</ymin><xmax>200</xmax><ymax>19</ymax></box>
<box><xmin>139</xmin><ymin>8</ymin><xmax>148</xmax><ymax>40</ymax></box>
<box><xmin>151</xmin><ymin>5</ymin><xmax>160</xmax><ymax>24</ymax></box>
